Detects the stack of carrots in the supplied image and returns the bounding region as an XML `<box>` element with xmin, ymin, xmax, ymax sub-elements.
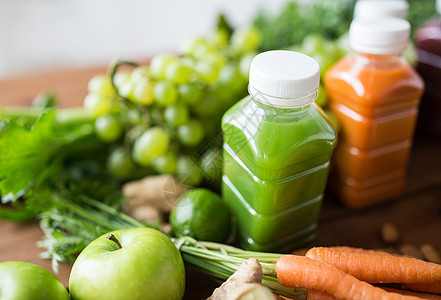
<box><xmin>275</xmin><ymin>246</ymin><xmax>441</xmax><ymax>300</ymax></box>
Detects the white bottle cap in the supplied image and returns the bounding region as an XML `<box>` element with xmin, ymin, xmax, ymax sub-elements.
<box><xmin>248</xmin><ymin>50</ymin><xmax>320</xmax><ymax>107</ymax></box>
<box><xmin>349</xmin><ymin>17</ymin><xmax>410</xmax><ymax>55</ymax></box>
<box><xmin>354</xmin><ymin>0</ymin><xmax>409</xmax><ymax>20</ymax></box>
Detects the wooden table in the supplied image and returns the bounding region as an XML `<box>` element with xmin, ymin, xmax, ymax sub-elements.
<box><xmin>1</xmin><ymin>67</ymin><xmax>441</xmax><ymax>299</ymax></box>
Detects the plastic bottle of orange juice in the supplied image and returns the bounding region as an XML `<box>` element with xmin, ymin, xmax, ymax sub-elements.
<box><xmin>325</xmin><ymin>18</ymin><xmax>424</xmax><ymax>208</ymax></box>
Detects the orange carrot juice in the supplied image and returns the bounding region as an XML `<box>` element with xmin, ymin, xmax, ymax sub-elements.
<box><xmin>325</xmin><ymin>18</ymin><xmax>424</xmax><ymax>208</ymax></box>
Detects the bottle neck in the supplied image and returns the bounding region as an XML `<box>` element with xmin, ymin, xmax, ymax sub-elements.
<box><xmin>248</xmin><ymin>85</ymin><xmax>317</xmax><ymax>112</ymax></box>
<box><xmin>251</xmin><ymin>96</ymin><xmax>313</xmax><ymax>114</ymax></box>
<box><xmin>354</xmin><ymin>51</ymin><xmax>404</xmax><ymax>61</ymax></box>
<box><xmin>353</xmin><ymin>50</ymin><xmax>406</xmax><ymax>67</ymax></box>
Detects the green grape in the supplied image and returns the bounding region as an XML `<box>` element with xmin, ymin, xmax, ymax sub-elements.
<box><xmin>191</xmin><ymin>89</ymin><xmax>223</xmax><ymax>117</ymax></box>
<box><xmin>311</xmin><ymin>53</ymin><xmax>334</xmax><ymax>79</ymax></box>
<box><xmin>218</xmin><ymin>63</ymin><xmax>245</xmax><ymax>92</ymax></box>
<box><xmin>131</xmin><ymin>66</ymin><xmax>150</xmax><ymax>82</ymax></box>
<box><xmin>150</xmin><ymin>54</ymin><xmax>177</xmax><ymax>79</ymax></box>
<box><xmin>176</xmin><ymin>156</ymin><xmax>203</xmax><ymax>186</ymax></box>
<box><xmin>180</xmin><ymin>36</ymin><xmax>207</xmax><ymax>56</ymax></box>
<box><xmin>165</xmin><ymin>60</ymin><xmax>192</xmax><ymax>84</ymax></box>
<box><xmin>88</xmin><ymin>75</ymin><xmax>115</xmax><ymax>96</ymax></box>
<box><xmin>118</xmin><ymin>79</ymin><xmax>135</xmax><ymax>100</ymax></box>
<box><xmin>132</xmin><ymin>79</ymin><xmax>155</xmax><ymax>105</ymax></box>
<box><xmin>94</xmin><ymin>114</ymin><xmax>123</xmax><ymax>143</ymax></box>
<box><xmin>301</xmin><ymin>34</ymin><xmax>326</xmax><ymax>55</ymax></box>
<box><xmin>207</xmin><ymin>52</ymin><xmax>226</xmax><ymax>69</ymax></box>
<box><xmin>164</xmin><ymin>104</ymin><xmax>189</xmax><ymax>127</ymax></box>
<box><xmin>337</xmin><ymin>32</ymin><xmax>350</xmax><ymax>55</ymax></box>
<box><xmin>152</xmin><ymin>152</ymin><xmax>178</xmax><ymax>174</ymax></box>
<box><xmin>83</xmin><ymin>93</ymin><xmax>113</xmax><ymax>117</ymax></box>
<box><xmin>231</xmin><ymin>26</ymin><xmax>262</xmax><ymax>53</ymax></box>
<box><xmin>107</xmin><ymin>147</ymin><xmax>137</xmax><ymax>180</ymax></box>
<box><xmin>182</xmin><ymin>37</ymin><xmax>216</xmax><ymax>59</ymax></box>
<box><xmin>154</xmin><ymin>81</ymin><xmax>178</xmax><ymax>106</ymax></box>
<box><xmin>324</xmin><ymin>41</ymin><xmax>344</xmax><ymax>63</ymax></box>
<box><xmin>198</xmin><ymin>117</ymin><xmax>220</xmax><ymax>136</ymax></box>
<box><xmin>201</xmin><ymin>148</ymin><xmax>222</xmax><ymax>182</ymax></box>
<box><xmin>126</xmin><ymin>108</ymin><xmax>144</xmax><ymax>125</ymax></box>
<box><xmin>195</xmin><ymin>59</ymin><xmax>220</xmax><ymax>84</ymax></box>
<box><xmin>133</xmin><ymin>127</ymin><xmax>169</xmax><ymax>166</ymax></box>
<box><xmin>178</xmin><ymin>119</ymin><xmax>205</xmax><ymax>147</ymax></box>
<box><xmin>315</xmin><ymin>85</ymin><xmax>327</xmax><ymax>108</ymax></box>
<box><xmin>239</xmin><ymin>52</ymin><xmax>256</xmax><ymax>79</ymax></box>
<box><xmin>113</xmin><ymin>71</ymin><xmax>131</xmax><ymax>89</ymax></box>
<box><xmin>209</xmin><ymin>29</ymin><xmax>229</xmax><ymax>47</ymax></box>
<box><xmin>180</xmin><ymin>56</ymin><xmax>195</xmax><ymax>67</ymax></box>
<box><xmin>178</xmin><ymin>83</ymin><xmax>204</xmax><ymax>106</ymax></box>
<box><xmin>211</xmin><ymin>83</ymin><xmax>236</xmax><ymax>113</ymax></box>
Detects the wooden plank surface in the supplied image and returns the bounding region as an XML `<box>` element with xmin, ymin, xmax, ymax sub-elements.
<box><xmin>1</xmin><ymin>67</ymin><xmax>441</xmax><ymax>299</ymax></box>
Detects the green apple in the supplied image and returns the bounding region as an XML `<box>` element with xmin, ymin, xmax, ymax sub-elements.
<box><xmin>0</xmin><ymin>261</ymin><xmax>69</xmax><ymax>300</ymax></box>
<box><xmin>69</xmin><ymin>227</ymin><xmax>185</xmax><ymax>300</ymax></box>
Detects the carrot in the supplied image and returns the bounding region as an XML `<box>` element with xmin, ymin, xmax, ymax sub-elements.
<box><xmin>405</xmin><ymin>282</ymin><xmax>441</xmax><ymax>295</ymax></box>
<box><xmin>276</xmin><ymin>255</ymin><xmax>420</xmax><ymax>300</ymax></box>
<box><xmin>330</xmin><ymin>246</ymin><xmax>395</xmax><ymax>256</ymax></box>
<box><xmin>305</xmin><ymin>247</ymin><xmax>441</xmax><ymax>284</ymax></box>
<box><xmin>381</xmin><ymin>287</ymin><xmax>441</xmax><ymax>300</ymax></box>
<box><xmin>307</xmin><ymin>290</ymin><xmax>336</xmax><ymax>300</ymax></box>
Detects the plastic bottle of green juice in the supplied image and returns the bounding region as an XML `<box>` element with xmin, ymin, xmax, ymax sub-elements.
<box><xmin>222</xmin><ymin>50</ymin><xmax>337</xmax><ymax>252</ymax></box>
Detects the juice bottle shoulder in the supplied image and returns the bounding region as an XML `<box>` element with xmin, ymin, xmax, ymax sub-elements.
<box><xmin>222</xmin><ymin>95</ymin><xmax>337</xmax><ymax>165</ymax></box>
<box><xmin>325</xmin><ymin>54</ymin><xmax>424</xmax><ymax>116</ymax></box>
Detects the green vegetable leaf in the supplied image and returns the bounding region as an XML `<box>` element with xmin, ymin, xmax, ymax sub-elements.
<box><xmin>0</xmin><ymin>110</ymin><xmax>61</xmax><ymax>202</ymax></box>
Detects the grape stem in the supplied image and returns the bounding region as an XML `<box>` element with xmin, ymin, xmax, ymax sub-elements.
<box><xmin>108</xmin><ymin>59</ymin><xmax>139</xmax><ymax>96</ymax></box>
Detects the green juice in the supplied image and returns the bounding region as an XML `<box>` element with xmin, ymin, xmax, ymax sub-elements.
<box><xmin>222</xmin><ymin>95</ymin><xmax>337</xmax><ymax>251</ymax></box>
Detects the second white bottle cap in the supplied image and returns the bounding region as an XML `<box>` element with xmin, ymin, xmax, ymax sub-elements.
<box><xmin>349</xmin><ymin>17</ymin><xmax>410</xmax><ymax>55</ymax></box>
<box><xmin>354</xmin><ymin>0</ymin><xmax>409</xmax><ymax>20</ymax></box>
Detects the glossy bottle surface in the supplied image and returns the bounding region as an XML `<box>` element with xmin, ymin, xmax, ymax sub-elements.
<box><xmin>416</xmin><ymin>18</ymin><xmax>441</xmax><ymax>136</ymax></box>
<box><xmin>222</xmin><ymin>96</ymin><xmax>337</xmax><ymax>251</ymax></box>
<box><xmin>325</xmin><ymin>53</ymin><xmax>424</xmax><ymax>208</ymax></box>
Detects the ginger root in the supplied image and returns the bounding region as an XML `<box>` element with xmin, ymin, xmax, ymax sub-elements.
<box><xmin>207</xmin><ymin>258</ymin><xmax>276</xmax><ymax>300</ymax></box>
<box><xmin>129</xmin><ymin>205</ymin><xmax>163</xmax><ymax>225</ymax></box>
<box><xmin>123</xmin><ymin>175</ymin><xmax>187</xmax><ymax>213</ymax></box>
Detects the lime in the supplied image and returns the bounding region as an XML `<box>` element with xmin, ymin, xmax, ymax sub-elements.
<box><xmin>170</xmin><ymin>188</ymin><xmax>231</xmax><ymax>242</ymax></box>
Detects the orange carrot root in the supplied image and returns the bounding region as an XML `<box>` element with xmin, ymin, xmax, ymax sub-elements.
<box><xmin>307</xmin><ymin>290</ymin><xmax>336</xmax><ymax>300</ymax></box>
<box><xmin>306</xmin><ymin>247</ymin><xmax>441</xmax><ymax>284</ymax></box>
<box><xmin>330</xmin><ymin>246</ymin><xmax>395</xmax><ymax>256</ymax></box>
<box><xmin>405</xmin><ymin>282</ymin><xmax>441</xmax><ymax>295</ymax></box>
<box><xmin>381</xmin><ymin>287</ymin><xmax>441</xmax><ymax>300</ymax></box>
<box><xmin>276</xmin><ymin>255</ymin><xmax>420</xmax><ymax>300</ymax></box>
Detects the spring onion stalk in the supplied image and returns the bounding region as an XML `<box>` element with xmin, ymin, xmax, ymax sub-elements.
<box><xmin>174</xmin><ymin>236</ymin><xmax>307</xmax><ymax>299</ymax></box>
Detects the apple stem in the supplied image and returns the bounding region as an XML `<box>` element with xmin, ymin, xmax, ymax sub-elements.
<box><xmin>106</xmin><ymin>233</ymin><xmax>122</xmax><ymax>249</ymax></box>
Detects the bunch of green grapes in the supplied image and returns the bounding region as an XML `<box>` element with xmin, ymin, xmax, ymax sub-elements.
<box><xmin>83</xmin><ymin>26</ymin><xmax>262</xmax><ymax>188</ymax></box>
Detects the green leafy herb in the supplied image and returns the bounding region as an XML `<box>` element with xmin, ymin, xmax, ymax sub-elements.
<box><xmin>254</xmin><ymin>0</ymin><xmax>437</xmax><ymax>51</ymax></box>
<box><xmin>254</xmin><ymin>0</ymin><xmax>356</xmax><ymax>51</ymax></box>
<box><xmin>0</xmin><ymin>111</ymin><xmax>61</xmax><ymax>202</ymax></box>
